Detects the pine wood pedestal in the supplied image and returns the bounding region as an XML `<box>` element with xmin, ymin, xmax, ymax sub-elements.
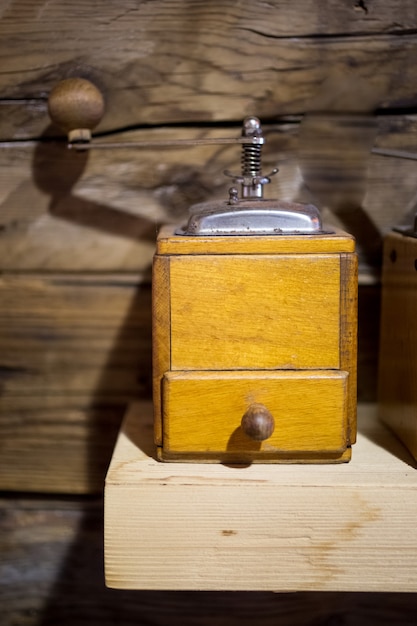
<box><xmin>104</xmin><ymin>402</ymin><xmax>417</xmax><ymax>592</ymax></box>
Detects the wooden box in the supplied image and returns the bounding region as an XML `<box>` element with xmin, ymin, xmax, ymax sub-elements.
<box><xmin>153</xmin><ymin>225</ymin><xmax>358</xmax><ymax>463</ymax></box>
<box><xmin>379</xmin><ymin>231</ymin><xmax>417</xmax><ymax>459</ymax></box>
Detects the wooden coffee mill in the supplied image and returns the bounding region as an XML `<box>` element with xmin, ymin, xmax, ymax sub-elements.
<box><xmin>49</xmin><ymin>77</ymin><xmax>358</xmax><ymax>464</ymax></box>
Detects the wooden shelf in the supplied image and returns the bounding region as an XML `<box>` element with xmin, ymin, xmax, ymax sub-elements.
<box><xmin>105</xmin><ymin>403</ymin><xmax>417</xmax><ymax>592</ymax></box>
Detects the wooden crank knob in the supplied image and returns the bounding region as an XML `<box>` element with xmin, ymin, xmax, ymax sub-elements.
<box><xmin>48</xmin><ymin>77</ymin><xmax>105</xmax><ymax>143</ymax></box>
<box><xmin>241</xmin><ymin>403</ymin><xmax>275</xmax><ymax>442</ymax></box>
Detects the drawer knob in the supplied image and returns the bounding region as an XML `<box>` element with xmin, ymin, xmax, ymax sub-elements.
<box><xmin>241</xmin><ymin>403</ymin><xmax>275</xmax><ymax>441</ymax></box>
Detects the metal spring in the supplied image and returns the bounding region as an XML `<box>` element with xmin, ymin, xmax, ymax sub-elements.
<box><xmin>241</xmin><ymin>143</ymin><xmax>262</xmax><ymax>176</ymax></box>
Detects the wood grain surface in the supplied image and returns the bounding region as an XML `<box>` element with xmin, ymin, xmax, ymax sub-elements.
<box><xmin>1</xmin><ymin>1</ymin><xmax>417</xmax><ymax>138</ymax></box>
<box><xmin>169</xmin><ymin>254</ymin><xmax>341</xmax><ymax>370</ymax></box>
<box><xmin>0</xmin><ymin>275</ymin><xmax>152</xmax><ymax>493</ymax></box>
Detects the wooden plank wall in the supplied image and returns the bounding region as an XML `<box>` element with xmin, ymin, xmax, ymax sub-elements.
<box><xmin>1</xmin><ymin>1</ymin><xmax>417</xmax><ymax>623</ymax></box>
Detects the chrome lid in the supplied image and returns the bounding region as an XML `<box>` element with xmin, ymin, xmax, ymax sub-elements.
<box><xmin>178</xmin><ymin>197</ymin><xmax>326</xmax><ymax>236</ymax></box>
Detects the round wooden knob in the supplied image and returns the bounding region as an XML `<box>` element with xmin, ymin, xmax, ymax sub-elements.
<box><xmin>241</xmin><ymin>403</ymin><xmax>275</xmax><ymax>442</ymax></box>
<box><xmin>48</xmin><ymin>78</ymin><xmax>105</xmax><ymax>142</ymax></box>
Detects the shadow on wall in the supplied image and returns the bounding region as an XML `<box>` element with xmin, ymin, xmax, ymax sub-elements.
<box><xmin>29</xmin><ymin>128</ymin><xmax>154</xmax><ymax>493</ymax></box>
<box><xmin>32</xmin><ymin>126</ymin><xmax>159</xmax><ymax>243</ymax></box>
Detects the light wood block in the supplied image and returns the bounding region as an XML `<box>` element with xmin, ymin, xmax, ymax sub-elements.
<box><xmin>105</xmin><ymin>402</ymin><xmax>417</xmax><ymax>592</ymax></box>
<box><xmin>5</xmin><ymin>497</ymin><xmax>417</xmax><ymax>626</ymax></box>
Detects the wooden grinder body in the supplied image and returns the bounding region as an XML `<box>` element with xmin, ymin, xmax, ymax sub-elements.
<box><xmin>153</xmin><ymin>225</ymin><xmax>358</xmax><ymax>463</ymax></box>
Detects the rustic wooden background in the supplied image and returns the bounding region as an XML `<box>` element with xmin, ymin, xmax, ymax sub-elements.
<box><xmin>1</xmin><ymin>1</ymin><xmax>417</xmax><ymax>623</ymax></box>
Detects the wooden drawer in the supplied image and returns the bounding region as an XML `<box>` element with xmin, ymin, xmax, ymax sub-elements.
<box><xmin>169</xmin><ymin>254</ymin><xmax>341</xmax><ymax>371</ymax></box>
<box><xmin>161</xmin><ymin>370</ymin><xmax>349</xmax><ymax>462</ymax></box>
